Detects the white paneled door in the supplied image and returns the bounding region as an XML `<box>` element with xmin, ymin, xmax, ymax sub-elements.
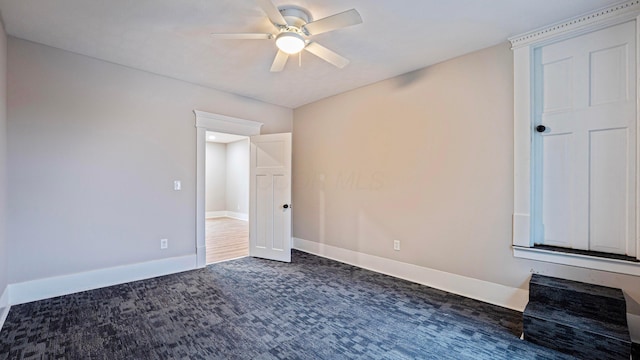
<box><xmin>533</xmin><ymin>21</ymin><xmax>636</xmax><ymax>255</ymax></box>
<box><xmin>249</xmin><ymin>133</ymin><xmax>292</xmax><ymax>262</ymax></box>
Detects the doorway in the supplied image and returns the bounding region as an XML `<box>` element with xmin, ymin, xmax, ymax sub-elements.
<box><xmin>194</xmin><ymin>110</ymin><xmax>264</xmax><ymax>268</ymax></box>
<box><xmin>194</xmin><ymin>110</ymin><xmax>293</xmax><ymax>268</ymax></box>
<box><xmin>205</xmin><ymin>131</ymin><xmax>250</xmax><ymax>264</ymax></box>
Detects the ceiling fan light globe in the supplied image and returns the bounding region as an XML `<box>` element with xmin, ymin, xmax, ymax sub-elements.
<box><xmin>275</xmin><ymin>32</ymin><xmax>305</xmax><ymax>54</ymax></box>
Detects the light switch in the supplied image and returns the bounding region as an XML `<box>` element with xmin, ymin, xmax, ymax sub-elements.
<box><xmin>174</xmin><ymin>180</ymin><xmax>181</xmax><ymax>191</ymax></box>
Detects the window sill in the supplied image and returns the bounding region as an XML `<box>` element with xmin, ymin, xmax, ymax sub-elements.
<box><xmin>513</xmin><ymin>246</ymin><xmax>640</xmax><ymax>276</ymax></box>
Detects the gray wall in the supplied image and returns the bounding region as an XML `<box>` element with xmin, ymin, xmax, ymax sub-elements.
<box><xmin>205</xmin><ymin>139</ymin><xmax>249</xmax><ymax>216</ymax></box>
<box><xmin>225</xmin><ymin>139</ymin><xmax>249</xmax><ymax>215</ymax></box>
<box><xmin>0</xmin><ymin>21</ymin><xmax>7</xmax><ymax>299</ymax></box>
<box><xmin>293</xmin><ymin>43</ymin><xmax>640</xmax><ymax>313</ymax></box>
<box><xmin>205</xmin><ymin>142</ymin><xmax>226</xmax><ymax>212</ymax></box>
<box><xmin>7</xmin><ymin>37</ymin><xmax>292</xmax><ymax>283</ymax></box>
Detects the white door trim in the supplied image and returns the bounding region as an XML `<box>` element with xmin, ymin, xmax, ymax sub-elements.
<box><xmin>510</xmin><ymin>3</ymin><xmax>640</xmax><ymax>266</ymax></box>
<box><xmin>194</xmin><ymin>110</ymin><xmax>263</xmax><ymax>268</ymax></box>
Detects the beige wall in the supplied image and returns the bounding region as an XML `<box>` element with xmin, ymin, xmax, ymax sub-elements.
<box><xmin>0</xmin><ymin>21</ymin><xmax>7</xmax><ymax>299</ymax></box>
<box><xmin>292</xmin><ymin>43</ymin><xmax>640</xmax><ymax>312</ymax></box>
<box><xmin>205</xmin><ymin>142</ymin><xmax>226</xmax><ymax>212</ymax></box>
<box><xmin>7</xmin><ymin>37</ymin><xmax>292</xmax><ymax>283</ymax></box>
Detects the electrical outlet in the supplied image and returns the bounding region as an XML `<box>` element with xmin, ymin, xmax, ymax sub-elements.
<box><xmin>174</xmin><ymin>181</ymin><xmax>181</xmax><ymax>191</ymax></box>
<box><xmin>393</xmin><ymin>240</ymin><xmax>400</xmax><ymax>251</ymax></box>
<box><xmin>160</xmin><ymin>239</ymin><xmax>168</xmax><ymax>249</ymax></box>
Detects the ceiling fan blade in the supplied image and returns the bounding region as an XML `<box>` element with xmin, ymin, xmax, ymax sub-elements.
<box><xmin>304</xmin><ymin>42</ymin><xmax>349</xmax><ymax>69</ymax></box>
<box><xmin>270</xmin><ymin>50</ymin><xmax>289</xmax><ymax>72</ymax></box>
<box><xmin>302</xmin><ymin>9</ymin><xmax>362</xmax><ymax>35</ymax></box>
<box><xmin>211</xmin><ymin>33</ymin><xmax>273</xmax><ymax>40</ymax></box>
<box><xmin>256</xmin><ymin>0</ymin><xmax>287</xmax><ymax>26</ymax></box>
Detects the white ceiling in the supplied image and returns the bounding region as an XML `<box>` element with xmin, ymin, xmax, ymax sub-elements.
<box><xmin>0</xmin><ymin>0</ymin><xmax>622</xmax><ymax>108</ymax></box>
<box><xmin>206</xmin><ymin>131</ymin><xmax>247</xmax><ymax>143</ymax></box>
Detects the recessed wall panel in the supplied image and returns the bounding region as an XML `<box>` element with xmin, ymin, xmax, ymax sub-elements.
<box><xmin>590</xmin><ymin>45</ymin><xmax>628</xmax><ymax>106</ymax></box>
<box><xmin>543</xmin><ymin>58</ymin><xmax>573</xmax><ymax>113</ymax></box>
<box><xmin>541</xmin><ymin>134</ymin><xmax>571</xmax><ymax>247</ymax></box>
<box><xmin>256</xmin><ymin>175</ymin><xmax>270</xmax><ymax>249</ymax></box>
<box><xmin>256</xmin><ymin>141</ymin><xmax>284</xmax><ymax>168</ymax></box>
<box><xmin>589</xmin><ymin>128</ymin><xmax>628</xmax><ymax>254</ymax></box>
<box><xmin>272</xmin><ymin>175</ymin><xmax>286</xmax><ymax>251</ymax></box>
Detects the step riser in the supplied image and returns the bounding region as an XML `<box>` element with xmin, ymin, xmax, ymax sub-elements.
<box><xmin>529</xmin><ymin>282</ymin><xmax>627</xmax><ymax>325</ymax></box>
<box><xmin>524</xmin><ymin>315</ymin><xmax>631</xmax><ymax>360</ymax></box>
<box><xmin>525</xmin><ymin>274</ymin><xmax>631</xmax><ymax>358</ymax></box>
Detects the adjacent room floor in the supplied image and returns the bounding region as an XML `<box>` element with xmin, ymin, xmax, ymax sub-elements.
<box><xmin>0</xmin><ymin>250</ymin><xmax>577</xmax><ymax>359</ymax></box>
<box><xmin>206</xmin><ymin>217</ymin><xmax>249</xmax><ymax>264</ymax></box>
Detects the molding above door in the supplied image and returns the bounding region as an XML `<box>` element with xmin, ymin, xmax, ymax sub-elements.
<box><xmin>194</xmin><ymin>110</ymin><xmax>263</xmax><ymax>135</ymax></box>
<box><xmin>510</xmin><ymin>0</ymin><xmax>640</xmax><ymax>48</ymax></box>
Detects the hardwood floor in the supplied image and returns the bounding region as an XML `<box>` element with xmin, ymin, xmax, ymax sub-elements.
<box><xmin>206</xmin><ymin>217</ymin><xmax>249</xmax><ymax>264</ymax></box>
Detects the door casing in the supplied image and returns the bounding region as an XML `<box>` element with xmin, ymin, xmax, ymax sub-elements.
<box><xmin>194</xmin><ymin>110</ymin><xmax>264</xmax><ymax>268</ymax></box>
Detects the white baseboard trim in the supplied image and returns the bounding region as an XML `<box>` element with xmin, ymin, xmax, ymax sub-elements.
<box><xmin>0</xmin><ymin>285</ymin><xmax>8</xmax><ymax>308</ymax></box>
<box><xmin>293</xmin><ymin>238</ymin><xmax>528</xmax><ymax>311</ymax></box>
<box><xmin>0</xmin><ymin>305</ymin><xmax>9</xmax><ymax>334</ymax></box>
<box><xmin>206</xmin><ymin>211</ymin><xmax>248</xmax><ymax>221</ymax></box>
<box><xmin>8</xmin><ymin>255</ymin><xmax>197</xmax><ymax>306</ymax></box>
<box><xmin>196</xmin><ymin>245</ymin><xmax>207</xmax><ymax>268</ymax></box>
<box><xmin>206</xmin><ymin>211</ymin><xmax>227</xmax><ymax>218</ymax></box>
<box><xmin>628</xmin><ymin>313</ymin><xmax>640</xmax><ymax>343</ymax></box>
<box><xmin>226</xmin><ymin>211</ymin><xmax>248</xmax><ymax>221</ymax></box>
<box><xmin>0</xmin><ymin>286</ymin><xmax>11</xmax><ymax>333</ymax></box>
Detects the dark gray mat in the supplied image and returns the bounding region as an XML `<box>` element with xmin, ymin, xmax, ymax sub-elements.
<box><xmin>0</xmin><ymin>250</ymin><xmax>576</xmax><ymax>359</ymax></box>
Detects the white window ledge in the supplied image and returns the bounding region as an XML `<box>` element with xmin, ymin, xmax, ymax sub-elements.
<box><xmin>513</xmin><ymin>246</ymin><xmax>640</xmax><ymax>276</ymax></box>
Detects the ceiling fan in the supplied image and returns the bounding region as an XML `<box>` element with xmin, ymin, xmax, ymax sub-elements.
<box><xmin>211</xmin><ymin>0</ymin><xmax>363</xmax><ymax>72</ymax></box>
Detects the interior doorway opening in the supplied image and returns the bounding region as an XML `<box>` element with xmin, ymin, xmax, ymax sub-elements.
<box><xmin>205</xmin><ymin>131</ymin><xmax>250</xmax><ymax>264</ymax></box>
<box><xmin>194</xmin><ymin>110</ymin><xmax>263</xmax><ymax>268</ymax></box>
<box><xmin>194</xmin><ymin>110</ymin><xmax>291</xmax><ymax>266</ymax></box>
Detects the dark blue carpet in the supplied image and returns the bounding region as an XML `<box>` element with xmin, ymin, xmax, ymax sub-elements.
<box><xmin>0</xmin><ymin>250</ymin><xmax>577</xmax><ymax>359</ymax></box>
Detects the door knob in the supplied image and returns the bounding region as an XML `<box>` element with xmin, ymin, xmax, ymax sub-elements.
<box><xmin>536</xmin><ymin>125</ymin><xmax>547</xmax><ymax>133</ymax></box>
<box><xmin>283</xmin><ymin>204</ymin><xmax>290</xmax><ymax>209</ymax></box>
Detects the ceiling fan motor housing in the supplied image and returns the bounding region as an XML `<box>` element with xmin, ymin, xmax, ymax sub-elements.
<box><xmin>279</xmin><ymin>7</ymin><xmax>311</xmax><ymax>29</ymax></box>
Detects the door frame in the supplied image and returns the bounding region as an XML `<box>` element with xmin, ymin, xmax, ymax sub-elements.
<box><xmin>194</xmin><ymin>110</ymin><xmax>263</xmax><ymax>268</ymax></box>
<box><xmin>509</xmin><ymin>2</ymin><xmax>640</xmax><ymax>274</ymax></box>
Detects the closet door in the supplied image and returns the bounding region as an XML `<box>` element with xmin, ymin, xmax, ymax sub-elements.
<box><xmin>534</xmin><ymin>21</ymin><xmax>636</xmax><ymax>255</ymax></box>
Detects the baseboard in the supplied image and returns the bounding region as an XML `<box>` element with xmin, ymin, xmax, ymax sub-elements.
<box><xmin>0</xmin><ymin>286</ymin><xmax>11</xmax><ymax>333</ymax></box>
<box><xmin>293</xmin><ymin>237</ymin><xmax>528</xmax><ymax>311</ymax></box>
<box><xmin>206</xmin><ymin>211</ymin><xmax>248</xmax><ymax>221</ymax></box>
<box><xmin>206</xmin><ymin>211</ymin><xmax>227</xmax><ymax>218</ymax></box>
<box><xmin>196</xmin><ymin>245</ymin><xmax>207</xmax><ymax>268</ymax></box>
<box><xmin>8</xmin><ymin>255</ymin><xmax>197</xmax><ymax>306</ymax></box>
<box><xmin>226</xmin><ymin>211</ymin><xmax>248</xmax><ymax>221</ymax></box>
<box><xmin>0</xmin><ymin>305</ymin><xmax>9</xmax><ymax>333</ymax></box>
<box><xmin>0</xmin><ymin>285</ymin><xmax>7</xmax><ymax>308</ymax></box>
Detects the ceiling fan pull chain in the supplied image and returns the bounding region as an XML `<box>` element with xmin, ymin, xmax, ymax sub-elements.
<box><xmin>299</xmin><ymin>52</ymin><xmax>302</xmax><ymax>67</ymax></box>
